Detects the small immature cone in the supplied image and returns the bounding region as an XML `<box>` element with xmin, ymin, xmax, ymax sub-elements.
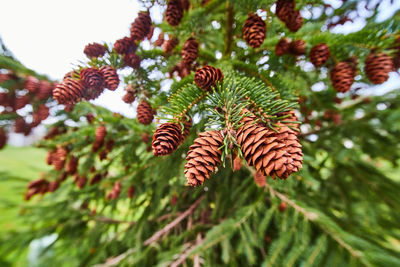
<box><xmin>152</xmin><ymin>123</ymin><xmax>183</xmax><ymax>156</ymax></box>
<box><xmin>309</xmin><ymin>43</ymin><xmax>330</xmax><ymax>67</ymax></box>
<box><xmin>122</xmin><ymin>91</ymin><xmax>136</xmax><ymax>103</ymax></box>
<box><xmin>124</xmin><ymin>53</ymin><xmax>141</xmax><ymax>69</ymax></box>
<box><xmin>76</xmin><ymin>176</ymin><xmax>87</xmax><ymax>189</ymax></box>
<box><xmin>233</xmin><ymin>157</ymin><xmax>242</xmax><ymax>171</ymax></box>
<box><xmin>142</xmin><ymin>133</ymin><xmax>150</xmax><ymax>143</ymax></box>
<box><xmin>166</xmin><ymin>0</ymin><xmax>184</xmax><ymax>26</ymax></box>
<box><xmin>114</xmin><ymin>37</ymin><xmax>137</xmax><ymax>55</ymax></box>
<box><xmin>330</xmin><ymin>62</ymin><xmax>355</xmax><ymax>93</ymax></box>
<box><xmin>254</xmin><ymin>171</ymin><xmax>266</xmax><ymax>187</ymax></box>
<box><xmin>66</xmin><ymin>156</ymin><xmax>78</xmax><ymax>174</ymax></box>
<box><xmin>364</xmin><ymin>53</ymin><xmax>393</xmax><ymax>84</ymax></box>
<box><xmin>128</xmin><ymin>185</ymin><xmax>135</xmax><ymax>198</ymax></box>
<box><xmin>243</xmin><ymin>13</ymin><xmax>266</xmax><ymax>48</ymax></box>
<box><xmin>275</xmin><ymin>0</ymin><xmax>295</xmax><ymax>22</ymax></box>
<box><xmin>0</xmin><ymin>128</ymin><xmax>7</xmax><ymax>150</ymax></box>
<box><xmin>86</xmin><ymin>113</ymin><xmax>95</xmax><ymax>124</ymax></box>
<box><xmin>147</xmin><ymin>25</ymin><xmax>155</xmax><ymax>40</ymax></box>
<box><xmin>92</xmin><ymin>125</ymin><xmax>107</xmax><ymax>152</ymax></box>
<box><xmin>52</xmin><ymin>146</ymin><xmax>68</xmax><ymax>171</ymax></box>
<box><xmin>130</xmin><ymin>11</ymin><xmax>152</xmax><ymax>41</ymax></box>
<box><xmin>48</xmin><ymin>180</ymin><xmax>60</xmax><ymax>192</ymax></box>
<box><xmin>89</xmin><ymin>173</ymin><xmax>103</xmax><ymax>185</ymax></box>
<box><xmin>107</xmin><ymin>181</ymin><xmax>122</xmax><ymax>200</ymax></box>
<box><xmin>84</xmin><ymin>43</ymin><xmax>106</xmax><ymax>58</ymax></box>
<box><xmin>99</xmin><ymin>66</ymin><xmax>119</xmax><ymax>91</ymax></box>
<box><xmin>37</xmin><ymin>80</ymin><xmax>55</xmax><ymax>100</ymax></box>
<box><xmin>184</xmin><ymin>130</ymin><xmax>224</xmax><ymax>186</ymax></box>
<box><xmin>285</xmin><ymin>10</ymin><xmax>303</xmax><ymax>32</ymax></box>
<box><xmin>194</xmin><ymin>65</ymin><xmax>223</xmax><ymax>91</ymax></box>
<box><xmin>275</xmin><ymin>38</ymin><xmax>290</xmax><ymax>56</ymax></box>
<box><xmin>278</xmin><ymin>202</ymin><xmax>287</xmax><ymax>212</ymax></box>
<box><xmin>181</xmin><ymin>37</ymin><xmax>199</xmax><ymax>65</ymax></box>
<box><xmin>289</xmin><ymin>40</ymin><xmax>306</xmax><ymax>55</ymax></box>
<box><xmin>164</xmin><ymin>36</ymin><xmax>179</xmax><ymax>53</ymax></box>
<box><xmin>154</xmin><ymin>33</ymin><xmax>165</xmax><ymax>47</ymax></box>
<box><xmin>137</xmin><ymin>100</ymin><xmax>154</xmax><ymax>125</ymax></box>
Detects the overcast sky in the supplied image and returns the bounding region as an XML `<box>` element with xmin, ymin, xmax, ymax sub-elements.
<box><xmin>0</xmin><ymin>0</ymin><xmax>399</xmax><ymax>118</ymax></box>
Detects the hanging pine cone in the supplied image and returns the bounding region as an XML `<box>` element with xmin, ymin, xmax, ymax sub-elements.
<box><xmin>130</xmin><ymin>11</ymin><xmax>152</xmax><ymax>41</ymax></box>
<box><xmin>181</xmin><ymin>37</ymin><xmax>199</xmax><ymax>65</ymax></box>
<box><xmin>309</xmin><ymin>43</ymin><xmax>330</xmax><ymax>67</ymax></box>
<box><xmin>53</xmin><ymin>78</ymin><xmax>84</xmax><ymax>104</ymax></box>
<box><xmin>75</xmin><ymin>175</ymin><xmax>87</xmax><ymax>189</ymax></box>
<box><xmin>164</xmin><ymin>36</ymin><xmax>179</xmax><ymax>53</ymax></box>
<box><xmin>84</xmin><ymin>42</ymin><xmax>106</xmax><ymax>58</ymax></box>
<box><xmin>86</xmin><ymin>113</ymin><xmax>95</xmax><ymax>124</ymax></box>
<box><xmin>122</xmin><ymin>91</ymin><xmax>136</xmax><ymax>103</ymax></box>
<box><xmin>275</xmin><ymin>38</ymin><xmax>290</xmax><ymax>56</ymax></box>
<box><xmin>0</xmin><ymin>128</ymin><xmax>7</xmax><ymax>150</ymax></box>
<box><xmin>236</xmin><ymin>112</ymin><xmax>303</xmax><ymax>179</ymax></box>
<box><xmin>37</xmin><ymin>80</ymin><xmax>54</xmax><ymax>100</ymax></box>
<box><xmin>128</xmin><ymin>185</ymin><xmax>135</xmax><ymax>198</ymax></box>
<box><xmin>152</xmin><ymin>123</ymin><xmax>183</xmax><ymax>156</ymax></box>
<box><xmin>243</xmin><ymin>13</ymin><xmax>266</xmax><ymax>49</ymax></box>
<box><xmin>48</xmin><ymin>180</ymin><xmax>60</xmax><ymax>192</ymax></box>
<box><xmin>25</xmin><ymin>76</ymin><xmax>40</xmax><ymax>93</ymax></box>
<box><xmin>142</xmin><ymin>133</ymin><xmax>150</xmax><ymax>143</ymax></box>
<box><xmin>233</xmin><ymin>157</ymin><xmax>242</xmax><ymax>171</ymax></box>
<box><xmin>107</xmin><ymin>181</ymin><xmax>122</xmax><ymax>200</ymax></box>
<box><xmin>80</xmin><ymin>68</ymin><xmax>104</xmax><ymax>91</ymax></box>
<box><xmin>92</xmin><ymin>125</ymin><xmax>107</xmax><ymax>152</ymax></box>
<box><xmin>289</xmin><ymin>39</ymin><xmax>306</xmax><ymax>55</ymax></box>
<box><xmin>99</xmin><ymin>66</ymin><xmax>119</xmax><ymax>91</ymax></box>
<box><xmin>254</xmin><ymin>171</ymin><xmax>266</xmax><ymax>187</ymax></box>
<box><xmin>147</xmin><ymin>25</ymin><xmax>155</xmax><ymax>40</ymax></box>
<box><xmin>114</xmin><ymin>37</ymin><xmax>137</xmax><ymax>55</ymax></box>
<box><xmin>52</xmin><ymin>146</ymin><xmax>68</xmax><ymax>171</ymax></box>
<box><xmin>285</xmin><ymin>10</ymin><xmax>303</xmax><ymax>32</ymax></box>
<box><xmin>185</xmin><ymin>130</ymin><xmax>224</xmax><ymax>186</ymax></box>
<box><xmin>181</xmin><ymin>0</ymin><xmax>189</xmax><ymax>10</ymax></box>
<box><xmin>14</xmin><ymin>95</ymin><xmax>30</xmax><ymax>110</ymax></box>
<box><xmin>32</xmin><ymin>104</ymin><xmax>50</xmax><ymax>127</ymax></box>
<box><xmin>194</xmin><ymin>65</ymin><xmax>223</xmax><ymax>91</ymax></box>
<box><xmin>182</xmin><ymin>117</ymin><xmax>192</xmax><ymax>139</ymax></box>
<box><xmin>14</xmin><ymin>117</ymin><xmax>30</xmax><ymax>135</ymax></box>
<box><xmin>154</xmin><ymin>33</ymin><xmax>165</xmax><ymax>47</ymax></box>
<box><xmin>364</xmin><ymin>52</ymin><xmax>393</xmax><ymax>84</ymax></box>
<box><xmin>275</xmin><ymin>0</ymin><xmax>295</xmax><ymax>22</ymax></box>
<box><xmin>166</xmin><ymin>0</ymin><xmax>183</xmax><ymax>26</ymax></box>
<box><xmin>330</xmin><ymin>62</ymin><xmax>355</xmax><ymax>93</ymax></box>
<box><xmin>124</xmin><ymin>53</ymin><xmax>141</xmax><ymax>69</ymax></box>
<box><xmin>89</xmin><ymin>173</ymin><xmax>103</xmax><ymax>185</ymax></box>
<box><xmin>137</xmin><ymin>100</ymin><xmax>154</xmax><ymax>125</ymax></box>
<box><xmin>66</xmin><ymin>156</ymin><xmax>78</xmax><ymax>174</ymax></box>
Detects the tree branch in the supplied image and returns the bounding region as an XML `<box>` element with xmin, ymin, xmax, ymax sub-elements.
<box><xmin>223</xmin><ymin>2</ymin><xmax>234</xmax><ymax>58</ymax></box>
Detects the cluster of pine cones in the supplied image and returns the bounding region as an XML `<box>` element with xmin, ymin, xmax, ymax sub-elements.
<box><xmin>275</xmin><ymin>0</ymin><xmax>303</xmax><ymax>32</ymax></box>
<box><xmin>0</xmin><ymin>73</ymin><xmax>55</xmax><ymax>147</ymax></box>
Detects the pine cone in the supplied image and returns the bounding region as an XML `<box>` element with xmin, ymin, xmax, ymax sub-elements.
<box><xmin>166</xmin><ymin>0</ymin><xmax>183</xmax><ymax>26</ymax></box>
<box><xmin>107</xmin><ymin>181</ymin><xmax>122</xmax><ymax>200</ymax></box>
<box><xmin>32</xmin><ymin>104</ymin><xmax>50</xmax><ymax>127</ymax></box>
<box><xmin>289</xmin><ymin>39</ymin><xmax>306</xmax><ymax>55</ymax></box>
<box><xmin>128</xmin><ymin>185</ymin><xmax>135</xmax><ymax>198</ymax></box>
<box><xmin>194</xmin><ymin>65</ymin><xmax>223</xmax><ymax>91</ymax></box>
<box><xmin>365</xmin><ymin>52</ymin><xmax>393</xmax><ymax>84</ymax></box>
<box><xmin>89</xmin><ymin>173</ymin><xmax>103</xmax><ymax>185</ymax></box>
<box><xmin>25</xmin><ymin>76</ymin><xmax>40</xmax><ymax>93</ymax></box>
<box><xmin>147</xmin><ymin>25</ymin><xmax>155</xmax><ymax>40</ymax></box>
<box><xmin>84</xmin><ymin>42</ymin><xmax>106</xmax><ymax>58</ymax></box>
<box><xmin>114</xmin><ymin>37</ymin><xmax>137</xmax><ymax>55</ymax></box>
<box><xmin>254</xmin><ymin>171</ymin><xmax>266</xmax><ymax>186</ymax></box>
<box><xmin>130</xmin><ymin>11</ymin><xmax>152</xmax><ymax>41</ymax></box>
<box><xmin>236</xmin><ymin>112</ymin><xmax>303</xmax><ymax>179</ymax></box>
<box><xmin>76</xmin><ymin>175</ymin><xmax>87</xmax><ymax>189</ymax></box>
<box><xmin>92</xmin><ymin>125</ymin><xmax>107</xmax><ymax>152</ymax></box>
<box><xmin>80</xmin><ymin>68</ymin><xmax>104</xmax><ymax>91</ymax></box>
<box><xmin>37</xmin><ymin>80</ymin><xmax>54</xmax><ymax>100</ymax></box>
<box><xmin>137</xmin><ymin>100</ymin><xmax>154</xmax><ymax>125</ymax></box>
<box><xmin>48</xmin><ymin>180</ymin><xmax>60</xmax><ymax>192</ymax></box>
<box><xmin>142</xmin><ymin>133</ymin><xmax>150</xmax><ymax>143</ymax></box>
<box><xmin>181</xmin><ymin>37</ymin><xmax>199</xmax><ymax>65</ymax></box>
<box><xmin>66</xmin><ymin>156</ymin><xmax>78</xmax><ymax>174</ymax></box>
<box><xmin>86</xmin><ymin>113</ymin><xmax>95</xmax><ymax>124</ymax></box>
<box><xmin>122</xmin><ymin>91</ymin><xmax>136</xmax><ymax>103</ymax></box>
<box><xmin>99</xmin><ymin>66</ymin><xmax>119</xmax><ymax>91</ymax></box>
<box><xmin>164</xmin><ymin>36</ymin><xmax>179</xmax><ymax>53</ymax></box>
<box><xmin>182</xmin><ymin>117</ymin><xmax>192</xmax><ymax>139</ymax></box>
<box><xmin>285</xmin><ymin>10</ymin><xmax>303</xmax><ymax>32</ymax></box>
<box><xmin>243</xmin><ymin>13</ymin><xmax>266</xmax><ymax>48</ymax></box>
<box><xmin>233</xmin><ymin>156</ymin><xmax>242</xmax><ymax>171</ymax></box>
<box><xmin>152</xmin><ymin>123</ymin><xmax>183</xmax><ymax>156</ymax></box>
<box><xmin>53</xmin><ymin>78</ymin><xmax>84</xmax><ymax>104</ymax></box>
<box><xmin>309</xmin><ymin>43</ymin><xmax>330</xmax><ymax>67</ymax></box>
<box><xmin>105</xmin><ymin>138</ymin><xmax>114</xmax><ymax>152</ymax></box>
<box><xmin>275</xmin><ymin>38</ymin><xmax>290</xmax><ymax>56</ymax></box>
<box><xmin>184</xmin><ymin>130</ymin><xmax>224</xmax><ymax>186</ymax></box>
<box><xmin>124</xmin><ymin>53</ymin><xmax>141</xmax><ymax>69</ymax></box>
<box><xmin>0</xmin><ymin>128</ymin><xmax>7</xmax><ymax>150</ymax></box>
<box><xmin>52</xmin><ymin>146</ymin><xmax>68</xmax><ymax>171</ymax></box>
<box><xmin>14</xmin><ymin>117</ymin><xmax>30</xmax><ymax>135</ymax></box>
<box><xmin>330</xmin><ymin>62</ymin><xmax>355</xmax><ymax>93</ymax></box>
<box><xmin>276</xmin><ymin>0</ymin><xmax>295</xmax><ymax>22</ymax></box>
<box><xmin>14</xmin><ymin>95</ymin><xmax>30</xmax><ymax>110</ymax></box>
<box><xmin>154</xmin><ymin>33</ymin><xmax>165</xmax><ymax>47</ymax></box>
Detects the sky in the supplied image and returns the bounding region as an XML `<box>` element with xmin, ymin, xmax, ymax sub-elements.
<box><xmin>0</xmin><ymin>0</ymin><xmax>399</xmax><ymax>118</ymax></box>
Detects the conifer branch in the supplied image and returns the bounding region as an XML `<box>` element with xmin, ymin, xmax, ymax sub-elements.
<box><xmin>223</xmin><ymin>2</ymin><xmax>234</xmax><ymax>58</ymax></box>
<box><xmin>232</xmin><ymin>61</ymin><xmax>277</xmax><ymax>91</ymax></box>
<box><xmin>170</xmin><ymin>233</ymin><xmax>204</xmax><ymax>267</ymax></box>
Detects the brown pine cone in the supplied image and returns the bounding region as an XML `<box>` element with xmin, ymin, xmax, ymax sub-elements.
<box><xmin>80</xmin><ymin>68</ymin><xmax>104</xmax><ymax>91</ymax></box>
<box><xmin>166</xmin><ymin>0</ymin><xmax>183</xmax><ymax>26</ymax></box>
<box><xmin>84</xmin><ymin>42</ymin><xmax>106</xmax><ymax>58</ymax></box>
<box><xmin>124</xmin><ymin>53</ymin><xmax>141</xmax><ymax>69</ymax></box>
<box><xmin>236</xmin><ymin>112</ymin><xmax>303</xmax><ymax>179</ymax></box>
<box><xmin>309</xmin><ymin>43</ymin><xmax>330</xmax><ymax>67</ymax></box>
<box><xmin>182</xmin><ymin>37</ymin><xmax>199</xmax><ymax>65</ymax></box>
<box><xmin>137</xmin><ymin>100</ymin><xmax>154</xmax><ymax>125</ymax></box>
<box><xmin>181</xmin><ymin>0</ymin><xmax>189</xmax><ymax>10</ymax></box>
<box><xmin>164</xmin><ymin>36</ymin><xmax>179</xmax><ymax>53</ymax></box>
<box><xmin>152</xmin><ymin>122</ymin><xmax>183</xmax><ymax>156</ymax></box>
<box><xmin>182</xmin><ymin>117</ymin><xmax>192</xmax><ymax>139</ymax></box>
<box><xmin>122</xmin><ymin>91</ymin><xmax>136</xmax><ymax>103</ymax></box>
<box><xmin>254</xmin><ymin>171</ymin><xmax>266</xmax><ymax>186</ymax></box>
<box><xmin>89</xmin><ymin>173</ymin><xmax>103</xmax><ymax>185</ymax></box>
<box><xmin>48</xmin><ymin>180</ymin><xmax>60</xmax><ymax>192</ymax></box>
<box><xmin>194</xmin><ymin>65</ymin><xmax>223</xmax><ymax>91</ymax></box>
<box><xmin>243</xmin><ymin>13</ymin><xmax>266</xmax><ymax>49</ymax></box>
<box><xmin>86</xmin><ymin>113</ymin><xmax>95</xmax><ymax>124</ymax></box>
<box><xmin>14</xmin><ymin>95</ymin><xmax>30</xmax><ymax>110</ymax></box>
<box><xmin>114</xmin><ymin>37</ymin><xmax>137</xmax><ymax>55</ymax></box>
<box><xmin>142</xmin><ymin>133</ymin><xmax>150</xmax><ymax>143</ymax></box>
<box><xmin>154</xmin><ymin>33</ymin><xmax>165</xmax><ymax>47</ymax></box>
<box><xmin>105</xmin><ymin>138</ymin><xmax>115</xmax><ymax>152</ymax></box>
<box><xmin>285</xmin><ymin>10</ymin><xmax>303</xmax><ymax>32</ymax></box>
<box><xmin>147</xmin><ymin>25</ymin><xmax>155</xmax><ymax>40</ymax></box>
<box><xmin>233</xmin><ymin>157</ymin><xmax>242</xmax><ymax>171</ymax></box>
<box><xmin>276</xmin><ymin>0</ymin><xmax>295</xmax><ymax>22</ymax></box>
<box><xmin>275</xmin><ymin>38</ymin><xmax>290</xmax><ymax>56</ymax></box>
<box><xmin>278</xmin><ymin>110</ymin><xmax>300</xmax><ymax>133</ymax></box>
<box><xmin>128</xmin><ymin>185</ymin><xmax>135</xmax><ymax>198</ymax></box>
<box><xmin>32</xmin><ymin>104</ymin><xmax>50</xmax><ymax>127</ymax></box>
<box><xmin>53</xmin><ymin>78</ymin><xmax>84</xmax><ymax>104</ymax></box>
<box><xmin>330</xmin><ymin>62</ymin><xmax>355</xmax><ymax>93</ymax></box>
<box><xmin>289</xmin><ymin>39</ymin><xmax>306</xmax><ymax>55</ymax></box>
<box><xmin>99</xmin><ymin>66</ymin><xmax>119</xmax><ymax>91</ymax></box>
<box><xmin>365</xmin><ymin>53</ymin><xmax>393</xmax><ymax>84</ymax></box>
<box><xmin>184</xmin><ymin>130</ymin><xmax>224</xmax><ymax>186</ymax></box>
<box><xmin>95</xmin><ymin>125</ymin><xmax>107</xmax><ymax>143</ymax></box>
<box><xmin>130</xmin><ymin>11</ymin><xmax>152</xmax><ymax>41</ymax></box>
<box><xmin>14</xmin><ymin>117</ymin><xmax>29</xmax><ymax>134</ymax></box>
<box><xmin>24</xmin><ymin>76</ymin><xmax>40</xmax><ymax>93</ymax></box>
<box><xmin>37</xmin><ymin>80</ymin><xmax>54</xmax><ymax>100</ymax></box>
<box><xmin>107</xmin><ymin>181</ymin><xmax>122</xmax><ymax>200</ymax></box>
<box><xmin>0</xmin><ymin>128</ymin><xmax>7</xmax><ymax>150</ymax></box>
<box><xmin>76</xmin><ymin>175</ymin><xmax>87</xmax><ymax>189</ymax></box>
<box><xmin>52</xmin><ymin>146</ymin><xmax>68</xmax><ymax>171</ymax></box>
<box><xmin>66</xmin><ymin>156</ymin><xmax>78</xmax><ymax>174</ymax></box>
<box><xmin>99</xmin><ymin>150</ymin><xmax>108</xmax><ymax>160</ymax></box>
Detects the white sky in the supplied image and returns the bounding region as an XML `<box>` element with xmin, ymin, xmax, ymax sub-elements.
<box><xmin>0</xmin><ymin>0</ymin><xmax>399</xmax><ymax>118</ymax></box>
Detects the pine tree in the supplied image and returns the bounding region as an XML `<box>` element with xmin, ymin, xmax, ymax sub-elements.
<box><xmin>1</xmin><ymin>0</ymin><xmax>400</xmax><ymax>266</ymax></box>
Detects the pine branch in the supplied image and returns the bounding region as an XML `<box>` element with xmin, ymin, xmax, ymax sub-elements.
<box><xmin>223</xmin><ymin>2</ymin><xmax>234</xmax><ymax>58</ymax></box>
<box><xmin>170</xmin><ymin>233</ymin><xmax>203</xmax><ymax>267</ymax></box>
